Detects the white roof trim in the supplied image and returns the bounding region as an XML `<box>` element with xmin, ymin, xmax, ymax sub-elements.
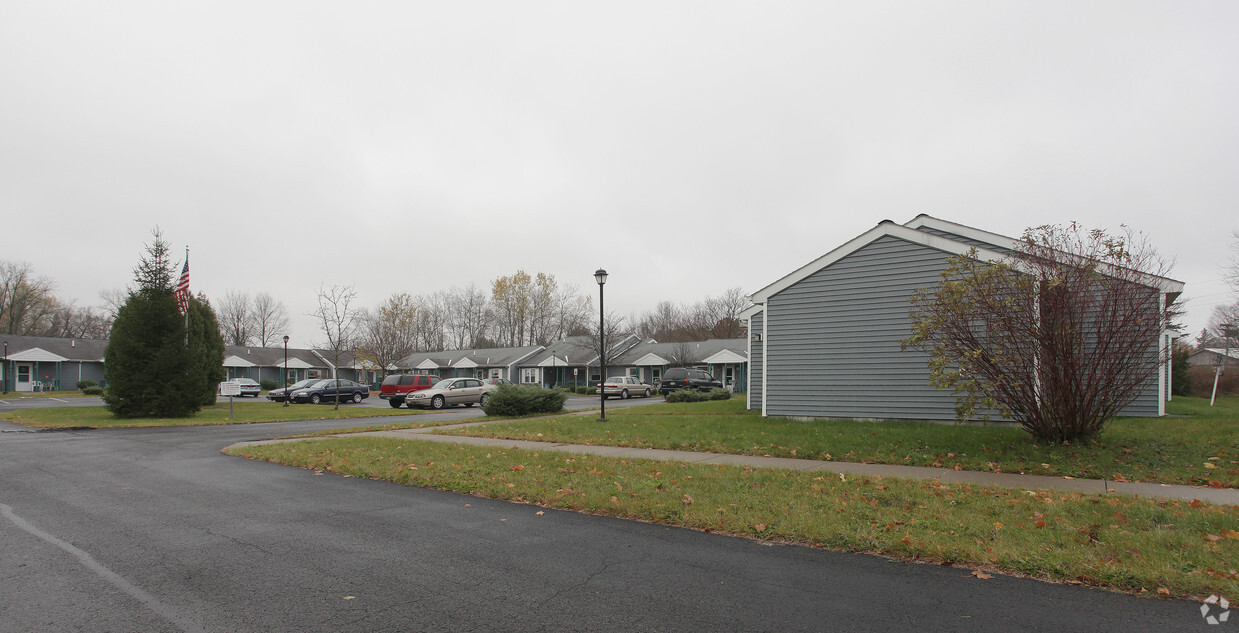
<box><xmin>750</xmin><ymin>217</ymin><xmax>1184</xmax><ymax>302</ymax></box>
<box><xmin>284</xmin><ymin>357</ymin><xmax>315</xmax><ymax>369</ymax></box>
<box><xmin>909</xmin><ymin>216</ymin><xmax>1184</xmax><ymax>295</ymax></box>
<box><xmin>904</xmin><ymin>214</ymin><xmax>1020</xmax><ymax>251</ymax></box>
<box><xmin>631</xmin><ymin>353</ymin><xmax>671</xmax><ymax>367</ymax></box>
<box><xmin>738</xmin><ymin>304</ymin><xmax>763</xmax><ymax>320</ymax></box>
<box><xmin>537</xmin><ymin>355</ymin><xmax>568</xmax><ymax>367</ymax></box>
<box><xmin>223</xmin><ymin>355</ymin><xmax>256</xmax><ymax>368</ymax></box>
<box><xmin>454</xmin><ymin>358</ymin><xmax>478</xmax><ymax>369</ymax></box>
<box><xmin>703</xmin><ymin>349</ymin><xmax>747</xmax><ymax>364</ymax></box>
<box><xmin>416</xmin><ymin>358</ymin><xmax>443</xmax><ymax>370</ymax></box>
<box><xmin>749</xmin><ymin>221</ymin><xmax>1010</xmax><ymax>303</ymax></box>
<box><xmin>8</xmin><ymin>348</ymin><xmax>67</xmax><ymax>362</ymax></box>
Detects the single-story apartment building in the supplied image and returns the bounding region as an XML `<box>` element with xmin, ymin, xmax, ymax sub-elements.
<box><xmin>742</xmin><ymin>215</ymin><xmax>1183</xmax><ymax>420</ymax></box>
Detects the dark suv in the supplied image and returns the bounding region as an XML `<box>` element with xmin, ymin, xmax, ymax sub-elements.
<box><xmin>658</xmin><ymin>367</ymin><xmax>723</xmax><ymax>395</ymax></box>
<box><xmin>379</xmin><ymin>374</ymin><xmax>441</xmax><ymax>408</ymax></box>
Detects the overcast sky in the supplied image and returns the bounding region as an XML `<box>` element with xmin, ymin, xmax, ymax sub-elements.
<box><xmin>3</xmin><ymin>1</ymin><xmax>1236</xmax><ymax>345</ymax></box>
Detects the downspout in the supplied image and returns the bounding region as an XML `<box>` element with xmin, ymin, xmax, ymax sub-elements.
<box><xmin>762</xmin><ymin>304</ymin><xmax>768</xmax><ymax>417</ymax></box>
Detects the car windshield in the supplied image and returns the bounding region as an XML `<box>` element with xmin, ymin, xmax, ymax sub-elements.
<box><xmin>285</xmin><ymin>379</ymin><xmax>316</xmax><ymax>390</ymax></box>
<box><xmin>606</xmin><ymin>378</ymin><xmax>624</xmax><ymax>384</ymax></box>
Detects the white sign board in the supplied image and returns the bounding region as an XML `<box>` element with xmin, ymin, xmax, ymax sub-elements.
<box><xmin>219</xmin><ymin>381</ymin><xmax>241</xmax><ymax>396</ymax></box>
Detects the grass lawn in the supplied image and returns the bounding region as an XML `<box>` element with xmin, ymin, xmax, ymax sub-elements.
<box><xmin>439</xmin><ymin>397</ymin><xmax>1239</xmax><ymax>488</ymax></box>
<box><xmin>225</xmin><ymin>437</ymin><xmax>1239</xmax><ymax>599</ymax></box>
<box><xmin>1</xmin><ymin>401</ymin><xmax>418</xmax><ymax>428</ymax></box>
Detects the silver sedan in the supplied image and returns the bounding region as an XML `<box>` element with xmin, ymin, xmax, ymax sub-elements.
<box><xmin>405</xmin><ymin>378</ymin><xmax>497</xmax><ymax>409</ymax></box>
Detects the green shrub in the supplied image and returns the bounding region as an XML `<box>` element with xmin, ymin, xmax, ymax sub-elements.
<box><xmin>76</xmin><ymin>380</ymin><xmax>99</xmax><ymax>390</ymax></box>
<box><xmin>481</xmin><ymin>385</ymin><xmax>568</xmax><ymax>417</ymax></box>
<box><xmin>575</xmin><ymin>386</ymin><xmax>593</xmax><ymax>395</ymax></box>
<box><xmin>708</xmin><ymin>388</ymin><xmax>732</xmax><ymax>401</ymax></box>
<box><xmin>665</xmin><ymin>389</ymin><xmax>710</xmax><ymax>403</ymax></box>
<box><xmin>82</xmin><ymin>386</ymin><xmax>104</xmax><ymax>395</ymax></box>
<box><xmin>260</xmin><ymin>379</ymin><xmax>278</xmax><ymax>391</ymax></box>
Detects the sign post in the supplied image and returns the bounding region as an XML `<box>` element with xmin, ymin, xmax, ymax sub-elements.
<box><xmin>219</xmin><ymin>380</ymin><xmax>241</xmax><ymax>419</ymax></box>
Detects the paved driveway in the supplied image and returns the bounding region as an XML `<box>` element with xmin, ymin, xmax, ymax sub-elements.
<box><xmin>0</xmin><ymin>413</ymin><xmax>1215</xmax><ymax>632</ymax></box>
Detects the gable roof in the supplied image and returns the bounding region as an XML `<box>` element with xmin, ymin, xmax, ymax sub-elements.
<box><xmin>747</xmin><ymin>215</ymin><xmax>1184</xmax><ymax>306</ymax></box>
<box><xmin>0</xmin><ymin>335</ymin><xmax>109</xmax><ymax>362</ymax></box>
<box><xmin>397</xmin><ymin>345</ymin><xmax>544</xmax><ymax>371</ymax></box>
<box><xmin>748</xmin><ymin>219</ymin><xmax>1010</xmax><ymax>304</ymax></box>
<box><xmin>611</xmin><ymin>338</ymin><xmax>748</xmax><ymax>367</ymax></box>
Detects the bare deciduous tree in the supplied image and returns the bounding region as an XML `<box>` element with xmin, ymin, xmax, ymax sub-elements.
<box><xmin>0</xmin><ymin>261</ymin><xmax>58</xmax><ymax>335</ymax></box>
<box><xmin>252</xmin><ymin>292</ymin><xmax>291</xmax><ymax>347</ymax></box>
<box><xmin>904</xmin><ymin>223</ymin><xmax>1181</xmax><ymax>442</ymax></box>
<box><xmin>446</xmin><ymin>283</ymin><xmax>493</xmax><ymax>349</ymax></box>
<box><xmin>312</xmin><ymin>284</ymin><xmax>360</xmax><ymax>410</ymax></box>
<box><xmin>216</xmin><ymin>290</ymin><xmax>255</xmax><ymax>346</ymax></box>
<box><xmin>355</xmin><ymin>293</ymin><xmax>419</xmax><ymax>377</ymax></box>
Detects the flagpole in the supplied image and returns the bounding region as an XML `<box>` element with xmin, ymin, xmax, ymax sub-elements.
<box><xmin>183</xmin><ymin>246</ymin><xmax>190</xmax><ymax>348</ymax></box>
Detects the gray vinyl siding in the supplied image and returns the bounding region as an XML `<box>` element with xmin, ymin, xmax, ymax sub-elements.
<box><xmin>765</xmin><ymin>235</ymin><xmax>963</xmax><ymax>420</ymax></box>
<box><xmin>1116</xmin><ymin>337</ymin><xmax>1161</xmax><ymax>417</ymax></box>
<box><xmin>748</xmin><ymin>311</ymin><xmax>763</xmax><ymax>410</ymax></box>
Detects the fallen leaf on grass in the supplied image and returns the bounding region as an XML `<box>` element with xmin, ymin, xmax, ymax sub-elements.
<box><xmin>971</xmin><ymin>570</ymin><xmax>994</xmax><ymax>580</ymax></box>
<box><xmin>1157</xmin><ymin>587</ymin><xmax>1170</xmax><ymax>596</ymax></box>
<box><xmin>1221</xmin><ymin>529</ymin><xmax>1239</xmax><ymax>540</ymax></box>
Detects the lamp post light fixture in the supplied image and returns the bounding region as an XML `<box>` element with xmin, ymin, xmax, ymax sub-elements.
<box><xmin>595</xmin><ymin>268</ymin><xmax>608</xmax><ymax>422</ymax></box>
<box><xmin>282</xmin><ymin>335</ymin><xmax>290</xmax><ymax>408</ymax></box>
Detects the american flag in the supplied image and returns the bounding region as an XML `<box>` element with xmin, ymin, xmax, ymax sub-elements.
<box><xmin>175</xmin><ymin>258</ymin><xmax>190</xmax><ymax>316</ymax></box>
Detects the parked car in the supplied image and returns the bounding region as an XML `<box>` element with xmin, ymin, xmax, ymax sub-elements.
<box><xmin>598</xmin><ymin>376</ymin><xmax>654</xmax><ymax>399</ymax></box>
<box><xmin>289</xmin><ymin>379</ymin><xmax>371</xmax><ymax>405</ymax></box>
<box><xmin>234</xmin><ymin>377</ymin><xmax>262</xmax><ymax>397</ymax></box>
<box><xmin>404</xmin><ymin>377</ymin><xmax>496</xmax><ymax>409</ymax></box>
<box><xmin>267</xmin><ymin>378</ymin><xmax>319</xmax><ymax>403</ymax></box>
<box><xmin>379</xmin><ymin>374</ymin><xmax>442</xmax><ymax>408</ymax></box>
<box><xmin>658</xmin><ymin>367</ymin><xmax>723</xmax><ymax>395</ymax></box>
<box><xmin>482</xmin><ymin>377</ymin><xmax>514</xmax><ymax>387</ymax></box>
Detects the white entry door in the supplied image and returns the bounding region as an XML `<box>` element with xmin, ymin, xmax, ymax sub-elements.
<box><xmin>16</xmin><ymin>363</ymin><xmax>33</xmax><ymax>392</ymax></box>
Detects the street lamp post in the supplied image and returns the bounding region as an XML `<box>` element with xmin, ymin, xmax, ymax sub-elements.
<box><xmin>282</xmin><ymin>335</ymin><xmax>290</xmax><ymax>408</ymax></box>
<box><xmin>2</xmin><ymin>341</ymin><xmax>7</xmax><ymax>394</ymax></box>
<box><xmin>595</xmin><ymin>268</ymin><xmax>608</xmax><ymax>422</ymax></box>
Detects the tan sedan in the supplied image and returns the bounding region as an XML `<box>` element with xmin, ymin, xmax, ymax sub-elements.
<box><xmin>405</xmin><ymin>377</ymin><xmax>497</xmax><ymax>409</ymax></box>
<box><xmin>598</xmin><ymin>376</ymin><xmax>654</xmax><ymax>399</ymax></box>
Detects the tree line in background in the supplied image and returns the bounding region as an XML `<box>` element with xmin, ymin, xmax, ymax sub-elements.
<box><xmin>307</xmin><ymin>272</ymin><xmax>751</xmax><ymax>375</ymax></box>
<box><xmin>0</xmin><ymin>260</ymin><xmax>113</xmax><ymax>338</ymax></box>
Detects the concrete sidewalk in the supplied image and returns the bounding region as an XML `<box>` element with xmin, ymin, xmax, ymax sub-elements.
<box><xmin>231</xmin><ymin>419</ymin><xmax>1239</xmax><ymax>506</ymax></box>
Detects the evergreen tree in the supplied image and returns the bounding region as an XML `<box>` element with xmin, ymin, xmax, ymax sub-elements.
<box><xmin>103</xmin><ymin>229</ymin><xmax>223</xmax><ymax>418</ymax></box>
<box><xmin>189</xmin><ymin>293</ymin><xmax>226</xmax><ymax>407</ymax></box>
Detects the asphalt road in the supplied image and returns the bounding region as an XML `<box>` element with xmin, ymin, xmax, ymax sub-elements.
<box><xmin>0</xmin><ymin>404</ymin><xmax>1218</xmax><ymax>632</ymax></box>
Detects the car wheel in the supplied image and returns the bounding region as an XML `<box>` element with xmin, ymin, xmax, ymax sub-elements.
<box><xmin>309</xmin><ymin>394</ymin><xmax>321</xmax><ymax>405</ymax></box>
<box><xmin>621</xmin><ymin>389</ymin><xmax>629</xmax><ymax>399</ymax></box>
<box><xmin>388</xmin><ymin>399</ymin><xmax>402</xmax><ymax>408</ymax></box>
<box><xmin>352</xmin><ymin>392</ymin><xmax>363</xmax><ymax>404</ymax></box>
<box><xmin>431</xmin><ymin>395</ymin><xmax>446</xmax><ymax>410</ymax></box>
<box><xmin>479</xmin><ymin>394</ymin><xmax>488</xmax><ymax>407</ymax></box>
<box><xmin>644</xmin><ymin>389</ymin><xmax>651</xmax><ymax>397</ymax></box>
